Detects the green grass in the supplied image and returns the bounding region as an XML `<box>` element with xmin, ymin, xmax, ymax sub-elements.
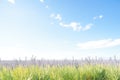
<box><xmin>0</xmin><ymin>65</ymin><xmax>120</xmax><ymax>80</ymax></box>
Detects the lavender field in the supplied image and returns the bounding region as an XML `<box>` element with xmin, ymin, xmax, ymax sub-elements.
<box><xmin>0</xmin><ymin>58</ymin><xmax>120</xmax><ymax>80</ymax></box>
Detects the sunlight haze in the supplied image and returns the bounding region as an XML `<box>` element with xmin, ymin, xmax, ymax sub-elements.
<box><xmin>0</xmin><ymin>0</ymin><xmax>120</xmax><ymax>60</ymax></box>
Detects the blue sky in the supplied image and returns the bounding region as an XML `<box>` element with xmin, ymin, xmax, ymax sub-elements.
<box><xmin>0</xmin><ymin>0</ymin><xmax>120</xmax><ymax>60</ymax></box>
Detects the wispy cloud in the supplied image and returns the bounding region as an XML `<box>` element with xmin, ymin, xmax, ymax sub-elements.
<box><xmin>59</xmin><ymin>22</ymin><xmax>93</xmax><ymax>31</ymax></box>
<box><xmin>99</xmin><ymin>15</ymin><xmax>103</xmax><ymax>19</ymax></box>
<box><xmin>50</xmin><ymin>13</ymin><xmax>62</xmax><ymax>21</ymax></box>
<box><xmin>40</xmin><ymin>0</ymin><xmax>44</xmax><ymax>3</ymax></box>
<box><xmin>8</xmin><ymin>0</ymin><xmax>15</xmax><ymax>4</ymax></box>
<box><xmin>50</xmin><ymin>13</ymin><xmax>94</xmax><ymax>31</ymax></box>
<box><xmin>93</xmin><ymin>15</ymin><xmax>103</xmax><ymax>20</ymax></box>
<box><xmin>59</xmin><ymin>22</ymin><xmax>82</xmax><ymax>31</ymax></box>
<box><xmin>55</xmin><ymin>14</ymin><xmax>62</xmax><ymax>21</ymax></box>
<box><xmin>77</xmin><ymin>39</ymin><xmax>120</xmax><ymax>49</ymax></box>
<box><xmin>40</xmin><ymin>0</ymin><xmax>49</xmax><ymax>9</ymax></box>
<box><xmin>82</xmin><ymin>23</ymin><xmax>93</xmax><ymax>31</ymax></box>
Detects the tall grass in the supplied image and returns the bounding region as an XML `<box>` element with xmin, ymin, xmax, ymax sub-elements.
<box><xmin>0</xmin><ymin>64</ymin><xmax>120</xmax><ymax>80</ymax></box>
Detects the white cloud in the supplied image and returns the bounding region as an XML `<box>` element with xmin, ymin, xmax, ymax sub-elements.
<box><xmin>40</xmin><ymin>0</ymin><xmax>44</xmax><ymax>3</ymax></box>
<box><xmin>82</xmin><ymin>23</ymin><xmax>93</xmax><ymax>31</ymax></box>
<box><xmin>50</xmin><ymin>13</ymin><xmax>62</xmax><ymax>21</ymax></box>
<box><xmin>77</xmin><ymin>39</ymin><xmax>120</xmax><ymax>49</ymax></box>
<box><xmin>55</xmin><ymin>14</ymin><xmax>62</xmax><ymax>21</ymax></box>
<box><xmin>50</xmin><ymin>13</ymin><xmax>93</xmax><ymax>31</ymax></box>
<box><xmin>8</xmin><ymin>0</ymin><xmax>15</xmax><ymax>4</ymax></box>
<box><xmin>59</xmin><ymin>22</ymin><xmax>82</xmax><ymax>31</ymax></box>
<box><xmin>39</xmin><ymin>0</ymin><xmax>49</xmax><ymax>9</ymax></box>
<box><xmin>59</xmin><ymin>22</ymin><xmax>93</xmax><ymax>31</ymax></box>
<box><xmin>93</xmin><ymin>15</ymin><xmax>103</xmax><ymax>20</ymax></box>
<box><xmin>99</xmin><ymin>15</ymin><xmax>103</xmax><ymax>19</ymax></box>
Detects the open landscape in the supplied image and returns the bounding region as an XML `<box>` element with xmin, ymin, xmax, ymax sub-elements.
<box><xmin>0</xmin><ymin>0</ymin><xmax>120</xmax><ymax>80</ymax></box>
<box><xmin>0</xmin><ymin>58</ymin><xmax>120</xmax><ymax>80</ymax></box>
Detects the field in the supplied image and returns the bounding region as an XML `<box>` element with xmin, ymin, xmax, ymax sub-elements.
<box><xmin>0</xmin><ymin>58</ymin><xmax>120</xmax><ymax>80</ymax></box>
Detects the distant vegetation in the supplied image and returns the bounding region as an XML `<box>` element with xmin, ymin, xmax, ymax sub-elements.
<box><xmin>0</xmin><ymin>58</ymin><xmax>120</xmax><ymax>80</ymax></box>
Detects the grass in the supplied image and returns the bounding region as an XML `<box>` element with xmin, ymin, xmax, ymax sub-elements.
<box><xmin>0</xmin><ymin>64</ymin><xmax>120</xmax><ymax>80</ymax></box>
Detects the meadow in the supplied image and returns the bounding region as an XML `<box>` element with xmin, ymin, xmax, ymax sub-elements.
<box><xmin>0</xmin><ymin>58</ymin><xmax>120</xmax><ymax>80</ymax></box>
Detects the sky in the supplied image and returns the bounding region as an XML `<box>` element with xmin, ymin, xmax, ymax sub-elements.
<box><xmin>0</xmin><ymin>0</ymin><xmax>120</xmax><ymax>60</ymax></box>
